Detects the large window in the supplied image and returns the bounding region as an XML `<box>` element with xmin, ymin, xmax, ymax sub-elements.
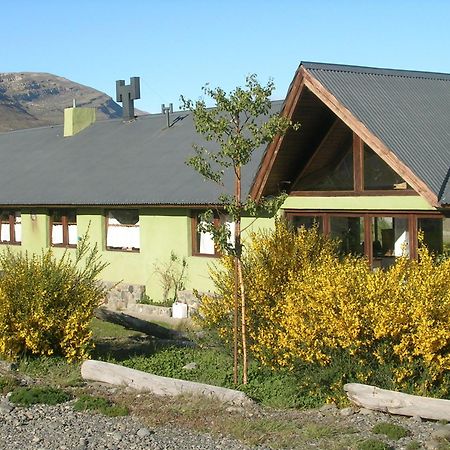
<box><xmin>286</xmin><ymin>211</ymin><xmax>448</xmax><ymax>266</ymax></box>
<box><xmin>50</xmin><ymin>210</ymin><xmax>77</xmax><ymax>247</ymax></box>
<box><xmin>0</xmin><ymin>211</ymin><xmax>21</xmax><ymax>245</ymax></box>
<box><xmin>106</xmin><ymin>210</ymin><xmax>140</xmax><ymax>251</ymax></box>
<box><xmin>192</xmin><ymin>211</ymin><xmax>234</xmax><ymax>256</ymax></box>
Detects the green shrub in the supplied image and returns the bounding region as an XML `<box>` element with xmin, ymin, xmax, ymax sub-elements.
<box><xmin>9</xmin><ymin>386</ymin><xmax>72</xmax><ymax>406</ymax></box>
<box><xmin>0</xmin><ymin>234</ymin><xmax>108</xmax><ymax>361</ymax></box>
<box><xmin>74</xmin><ymin>394</ymin><xmax>128</xmax><ymax>416</ymax></box>
<box><xmin>358</xmin><ymin>439</ymin><xmax>391</xmax><ymax>450</ymax></box>
<box><xmin>0</xmin><ymin>375</ymin><xmax>19</xmax><ymax>394</ymax></box>
<box><xmin>372</xmin><ymin>422</ymin><xmax>410</xmax><ymax>440</ymax></box>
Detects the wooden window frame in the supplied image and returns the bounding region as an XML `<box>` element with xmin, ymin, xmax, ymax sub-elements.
<box><xmin>291</xmin><ymin>131</ymin><xmax>417</xmax><ymax>197</ymax></box>
<box><xmin>0</xmin><ymin>211</ymin><xmax>21</xmax><ymax>245</ymax></box>
<box><xmin>191</xmin><ymin>210</ymin><xmax>228</xmax><ymax>257</ymax></box>
<box><xmin>105</xmin><ymin>209</ymin><xmax>140</xmax><ymax>253</ymax></box>
<box><xmin>284</xmin><ymin>209</ymin><xmax>443</xmax><ymax>265</ymax></box>
<box><xmin>50</xmin><ymin>209</ymin><xmax>77</xmax><ymax>248</ymax></box>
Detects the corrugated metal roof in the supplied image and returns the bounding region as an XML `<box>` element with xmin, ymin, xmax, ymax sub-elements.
<box><xmin>0</xmin><ymin>102</ymin><xmax>282</xmax><ymax>206</ymax></box>
<box><xmin>302</xmin><ymin>62</ymin><xmax>450</xmax><ymax>204</ymax></box>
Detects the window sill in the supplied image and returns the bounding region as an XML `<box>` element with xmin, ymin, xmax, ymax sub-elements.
<box><xmin>106</xmin><ymin>247</ymin><xmax>140</xmax><ymax>253</ymax></box>
<box><xmin>51</xmin><ymin>244</ymin><xmax>77</xmax><ymax>249</ymax></box>
<box><xmin>0</xmin><ymin>241</ymin><xmax>21</xmax><ymax>246</ymax></box>
<box><xmin>192</xmin><ymin>252</ymin><xmax>220</xmax><ymax>258</ymax></box>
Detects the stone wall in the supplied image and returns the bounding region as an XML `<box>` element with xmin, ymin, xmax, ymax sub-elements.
<box><xmin>102</xmin><ymin>283</ymin><xmax>199</xmax><ymax>318</ymax></box>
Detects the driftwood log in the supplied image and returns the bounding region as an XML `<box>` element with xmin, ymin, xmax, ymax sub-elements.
<box><xmin>81</xmin><ymin>360</ymin><xmax>251</xmax><ymax>406</ymax></box>
<box><xmin>344</xmin><ymin>383</ymin><xmax>450</xmax><ymax>421</ymax></box>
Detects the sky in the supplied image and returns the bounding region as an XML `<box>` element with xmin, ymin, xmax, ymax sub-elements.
<box><xmin>3</xmin><ymin>1</ymin><xmax>450</xmax><ymax>113</ymax></box>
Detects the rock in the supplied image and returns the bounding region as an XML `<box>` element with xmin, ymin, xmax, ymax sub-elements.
<box><xmin>425</xmin><ymin>439</ymin><xmax>444</xmax><ymax>450</ymax></box>
<box><xmin>226</xmin><ymin>406</ymin><xmax>246</xmax><ymax>414</ymax></box>
<box><xmin>340</xmin><ymin>407</ymin><xmax>357</xmax><ymax>417</ymax></box>
<box><xmin>359</xmin><ymin>407</ymin><xmax>376</xmax><ymax>416</ymax></box>
<box><xmin>431</xmin><ymin>426</ymin><xmax>450</xmax><ymax>441</ymax></box>
<box><xmin>410</xmin><ymin>415</ymin><xmax>423</xmax><ymax>422</ymax></box>
<box><xmin>182</xmin><ymin>362</ymin><xmax>198</xmax><ymax>370</ymax></box>
<box><xmin>111</xmin><ymin>432</ymin><xmax>123</xmax><ymax>442</ymax></box>
<box><xmin>319</xmin><ymin>404</ymin><xmax>337</xmax><ymax>413</ymax></box>
<box><xmin>136</xmin><ymin>427</ymin><xmax>152</xmax><ymax>438</ymax></box>
<box><xmin>0</xmin><ymin>400</ymin><xmax>14</xmax><ymax>414</ymax></box>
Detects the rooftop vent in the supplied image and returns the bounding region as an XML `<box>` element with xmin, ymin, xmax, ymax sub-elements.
<box><xmin>116</xmin><ymin>77</ymin><xmax>140</xmax><ymax>120</ymax></box>
<box><xmin>161</xmin><ymin>103</ymin><xmax>173</xmax><ymax>127</ymax></box>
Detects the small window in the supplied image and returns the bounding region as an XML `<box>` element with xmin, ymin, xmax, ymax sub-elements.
<box><xmin>51</xmin><ymin>210</ymin><xmax>77</xmax><ymax>247</ymax></box>
<box><xmin>106</xmin><ymin>210</ymin><xmax>140</xmax><ymax>251</ymax></box>
<box><xmin>290</xmin><ymin>215</ymin><xmax>323</xmax><ymax>233</ymax></box>
<box><xmin>192</xmin><ymin>211</ymin><xmax>234</xmax><ymax>256</ymax></box>
<box><xmin>0</xmin><ymin>211</ymin><xmax>21</xmax><ymax>245</ymax></box>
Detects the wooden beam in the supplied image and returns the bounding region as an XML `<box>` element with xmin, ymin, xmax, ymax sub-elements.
<box><xmin>353</xmin><ymin>133</ymin><xmax>364</xmax><ymax>193</ymax></box>
<box><xmin>302</xmin><ymin>71</ymin><xmax>439</xmax><ymax>207</ymax></box>
<box><xmin>250</xmin><ymin>67</ymin><xmax>306</xmax><ymax>201</ymax></box>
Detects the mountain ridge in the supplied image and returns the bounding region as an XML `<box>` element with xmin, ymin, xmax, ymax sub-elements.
<box><xmin>0</xmin><ymin>72</ymin><xmax>134</xmax><ymax>132</ymax></box>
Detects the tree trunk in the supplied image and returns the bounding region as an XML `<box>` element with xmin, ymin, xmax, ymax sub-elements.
<box><xmin>233</xmin><ymin>256</ymin><xmax>239</xmax><ymax>385</ymax></box>
<box><xmin>237</xmin><ymin>256</ymin><xmax>248</xmax><ymax>384</ymax></box>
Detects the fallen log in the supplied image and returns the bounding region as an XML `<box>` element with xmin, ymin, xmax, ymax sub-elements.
<box><xmin>81</xmin><ymin>359</ymin><xmax>251</xmax><ymax>406</ymax></box>
<box><xmin>344</xmin><ymin>383</ymin><xmax>450</xmax><ymax>421</ymax></box>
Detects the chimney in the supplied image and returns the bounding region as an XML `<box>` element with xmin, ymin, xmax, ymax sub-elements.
<box><xmin>116</xmin><ymin>77</ymin><xmax>140</xmax><ymax>120</ymax></box>
<box><xmin>64</xmin><ymin>106</ymin><xmax>96</xmax><ymax>137</ymax></box>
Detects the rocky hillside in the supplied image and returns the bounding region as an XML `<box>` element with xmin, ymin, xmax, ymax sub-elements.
<box><xmin>0</xmin><ymin>72</ymin><xmax>125</xmax><ymax>132</ymax></box>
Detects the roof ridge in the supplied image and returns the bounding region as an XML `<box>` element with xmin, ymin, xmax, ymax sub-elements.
<box><xmin>301</xmin><ymin>61</ymin><xmax>450</xmax><ymax>82</ymax></box>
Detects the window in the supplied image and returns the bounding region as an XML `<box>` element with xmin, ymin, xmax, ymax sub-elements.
<box><xmin>364</xmin><ymin>145</ymin><xmax>410</xmax><ymax>190</ymax></box>
<box><xmin>192</xmin><ymin>211</ymin><xmax>234</xmax><ymax>256</ymax></box>
<box><xmin>50</xmin><ymin>210</ymin><xmax>77</xmax><ymax>247</ymax></box>
<box><xmin>0</xmin><ymin>211</ymin><xmax>21</xmax><ymax>244</ymax></box>
<box><xmin>330</xmin><ymin>216</ymin><xmax>364</xmax><ymax>256</ymax></box>
<box><xmin>106</xmin><ymin>210</ymin><xmax>140</xmax><ymax>251</ymax></box>
<box><xmin>290</xmin><ymin>215</ymin><xmax>323</xmax><ymax>233</ymax></box>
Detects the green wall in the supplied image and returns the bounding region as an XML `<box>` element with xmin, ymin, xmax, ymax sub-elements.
<box><xmin>282</xmin><ymin>195</ymin><xmax>435</xmax><ymax>211</ymax></box>
<box><xmin>1</xmin><ymin>208</ymin><xmax>273</xmax><ymax>301</ymax></box>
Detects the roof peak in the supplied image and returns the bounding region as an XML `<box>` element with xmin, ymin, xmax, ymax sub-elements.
<box><xmin>301</xmin><ymin>61</ymin><xmax>450</xmax><ymax>81</ymax></box>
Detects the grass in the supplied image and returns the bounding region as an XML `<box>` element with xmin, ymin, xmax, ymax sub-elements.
<box><xmin>0</xmin><ymin>375</ymin><xmax>19</xmax><ymax>394</ymax></box>
<box><xmin>9</xmin><ymin>386</ymin><xmax>72</xmax><ymax>406</ymax></box>
<box><xmin>357</xmin><ymin>439</ymin><xmax>392</xmax><ymax>450</ymax></box>
<box><xmin>73</xmin><ymin>394</ymin><xmax>129</xmax><ymax>417</ymax></box>
<box><xmin>372</xmin><ymin>422</ymin><xmax>410</xmax><ymax>440</ymax></box>
<box><xmin>90</xmin><ymin>317</ymin><xmax>145</xmax><ymax>339</ymax></box>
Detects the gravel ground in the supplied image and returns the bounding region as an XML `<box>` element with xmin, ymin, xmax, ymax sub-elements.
<box><xmin>0</xmin><ymin>398</ymin><xmax>264</xmax><ymax>450</ymax></box>
<box><xmin>1</xmin><ymin>393</ymin><xmax>449</xmax><ymax>450</ymax></box>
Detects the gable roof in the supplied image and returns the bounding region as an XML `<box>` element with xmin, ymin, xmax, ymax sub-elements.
<box><xmin>0</xmin><ymin>101</ymin><xmax>282</xmax><ymax>207</ymax></box>
<box><xmin>252</xmin><ymin>62</ymin><xmax>450</xmax><ymax>207</ymax></box>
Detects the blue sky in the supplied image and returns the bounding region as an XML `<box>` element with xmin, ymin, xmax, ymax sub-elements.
<box><xmin>3</xmin><ymin>1</ymin><xmax>450</xmax><ymax>113</ymax></box>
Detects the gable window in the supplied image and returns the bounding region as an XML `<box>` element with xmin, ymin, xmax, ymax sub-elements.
<box><xmin>106</xmin><ymin>210</ymin><xmax>140</xmax><ymax>251</ymax></box>
<box><xmin>0</xmin><ymin>211</ymin><xmax>21</xmax><ymax>245</ymax></box>
<box><xmin>192</xmin><ymin>211</ymin><xmax>235</xmax><ymax>256</ymax></box>
<box><xmin>364</xmin><ymin>145</ymin><xmax>410</xmax><ymax>190</ymax></box>
<box><xmin>50</xmin><ymin>210</ymin><xmax>77</xmax><ymax>247</ymax></box>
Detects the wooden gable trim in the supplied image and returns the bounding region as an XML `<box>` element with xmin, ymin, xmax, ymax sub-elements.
<box><xmin>301</xmin><ymin>70</ymin><xmax>439</xmax><ymax>207</ymax></box>
<box><xmin>250</xmin><ymin>67</ymin><xmax>306</xmax><ymax>201</ymax></box>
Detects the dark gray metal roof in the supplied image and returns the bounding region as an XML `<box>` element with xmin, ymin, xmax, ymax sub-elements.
<box><xmin>0</xmin><ymin>101</ymin><xmax>282</xmax><ymax>206</ymax></box>
<box><xmin>302</xmin><ymin>62</ymin><xmax>450</xmax><ymax>205</ymax></box>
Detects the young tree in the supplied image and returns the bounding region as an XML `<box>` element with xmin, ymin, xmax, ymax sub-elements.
<box><xmin>182</xmin><ymin>75</ymin><xmax>298</xmax><ymax>384</ymax></box>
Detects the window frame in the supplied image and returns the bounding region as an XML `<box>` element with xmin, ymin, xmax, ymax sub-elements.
<box><xmin>291</xmin><ymin>131</ymin><xmax>416</xmax><ymax>197</ymax></box>
<box><xmin>50</xmin><ymin>209</ymin><xmax>77</xmax><ymax>248</ymax></box>
<box><xmin>285</xmin><ymin>209</ymin><xmax>444</xmax><ymax>265</ymax></box>
<box><xmin>105</xmin><ymin>209</ymin><xmax>140</xmax><ymax>253</ymax></box>
<box><xmin>191</xmin><ymin>210</ymin><xmax>234</xmax><ymax>257</ymax></box>
<box><xmin>0</xmin><ymin>210</ymin><xmax>21</xmax><ymax>245</ymax></box>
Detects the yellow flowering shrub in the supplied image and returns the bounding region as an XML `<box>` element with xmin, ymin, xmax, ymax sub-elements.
<box><xmin>0</xmin><ymin>236</ymin><xmax>107</xmax><ymax>362</ymax></box>
<box><xmin>197</xmin><ymin>220</ymin><xmax>450</xmax><ymax>396</ymax></box>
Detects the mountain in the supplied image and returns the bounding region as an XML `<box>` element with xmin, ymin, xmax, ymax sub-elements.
<box><xmin>0</xmin><ymin>72</ymin><xmax>130</xmax><ymax>132</ymax></box>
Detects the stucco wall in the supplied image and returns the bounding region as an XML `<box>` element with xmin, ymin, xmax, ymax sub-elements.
<box><xmin>0</xmin><ymin>208</ymin><xmax>274</xmax><ymax>302</ymax></box>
